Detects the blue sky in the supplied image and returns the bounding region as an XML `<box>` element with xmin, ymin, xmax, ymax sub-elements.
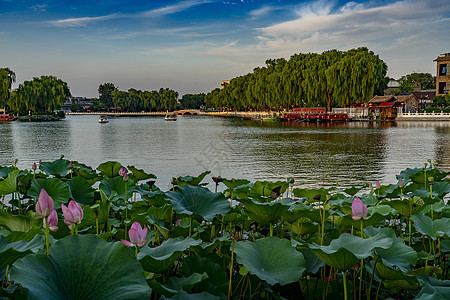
<box><xmin>1</xmin><ymin>0</ymin><xmax>449</xmax><ymax>97</ymax></box>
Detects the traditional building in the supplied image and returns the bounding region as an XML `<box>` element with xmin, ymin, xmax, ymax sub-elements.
<box><xmin>434</xmin><ymin>53</ymin><xmax>450</xmax><ymax>96</ymax></box>
<box><xmin>367</xmin><ymin>95</ymin><xmax>419</xmax><ymax>119</ymax></box>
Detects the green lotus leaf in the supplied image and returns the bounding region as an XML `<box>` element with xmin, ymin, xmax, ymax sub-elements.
<box><xmin>10</xmin><ymin>234</ymin><xmax>151</xmax><ymax>299</ymax></box>
<box><xmin>97</xmin><ymin>161</ymin><xmax>124</xmax><ymax>178</ymax></box>
<box><xmin>191</xmin><ymin>233</ymin><xmax>230</xmax><ymax>256</ymax></box>
<box><xmin>340</xmin><ymin>205</ymin><xmax>395</xmax><ymax>228</ymax></box>
<box><xmin>240</xmin><ymin>198</ymin><xmax>294</xmax><ymax>226</ymax></box>
<box><xmin>416</xmin><ymin>275</ymin><xmax>450</xmax><ymax>300</ymax></box>
<box><xmin>411</xmin><ymin>213</ymin><xmax>450</xmax><ymax>240</ymax></box>
<box><xmin>222</xmin><ymin>178</ymin><xmax>251</xmax><ymax>191</ymax></box>
<box><xmin>28</xmin><ymin>178</ymin><xmax>70</xmax><ymax>209</ymax></box>
<box><xmin>292</xmin><ymin>188</ymin><xmax>330</xmax><ymax>204</ymax></box>
<box><xmin>0</xmin><ymin>235</ymin><xmax>44</xmax><ymax>270</ymax></box>
<box><xmin>249</xmin><ymin>180</ymin><xmax>289</xmax><ymax>198</ymax></box>
<box><xmin>234</xmin><ymin>237</ymin><xmax>306</xmax><ymax>286</ymax></box>
<box><xmin>364</xmin><ymin>227</ymin><xmax>417</xmax><ymax>272</ymax></box>
<box><xmin>127</xmin><ymin>165</ymin><xmax>156</xmax><ymax>181</ymax></box>
<box><xmin>67</xmin><ymin>176</ymin><xmax>94</xmax><ymax>206</ymax></box>
<box><xmin>165</xmin><ymin>185</ymin><xmax>230</xmax><ymax>221</ymax></box>
<box><xmin>166</xmin><ymin>272</ymin><xmax>209</xmax><ymax>293</ymax></box>
<box><xmin>160</xmin><ymin>290</ymin><xmax>222</xmax><ymax>300</ymax></box>
<box><xmin>72</xmin><ymin>161</ymin><xmax>99</xmax><ymax>180</ymax></box>
<box><xmin>342</xmin><ymin>185</ymin><xmax>365</xmax><ymax>196</ymax></box>
<box><xmin>0</xmin><ymin>166</ymin><xmax>14</xmax><ymax>179</ymax></box>
<box><xmin>4</xmin><ymin>226</ymin><xmax>43</xmax><ymax>242</ymax></box>
<box><xmin>174</xmin><ymin>171</ymin><xmax>211</xmax><ymax>187</ymax></box>
<box><xmin>39</xmin><ymin>159</ymin><xmax>71</xmax><ymax>178</ymax></box>
<box><xmin>138</xmin><ymin>237</ymin><xmax>201</xmax><ymax>273</ymax></box>
<box><xmin>0</xmin><ymin>169</ymin><xmax>18</xmax><ymax>195</ymax></box>
<box><xmin>308</xmin><ymin>232</ymin><xmax>393</xmax><ymax>271</ymax></box>
<box><xmin>99</xmin><ymin>177</ymin><xmax>136</xmax><ymax>203</ymax></box>
<box><xmin>396</xmin><ymin>167</ymin><xmax>449</xmax><ymax>184</ymax></box>
<box><xmin>287</xmin><ymin>218</ymin><xmax>318</xmax><ymax>237</ymax></box>
<box><xmin>298</xmin><ymin>248</ymin><xmax>324</xmax><ymax>275</ymax></box>
<box><xmin>441</xmin><ymin>240</ymin><xmax>450</xmax><ymax>252</ymax></box>
<box><xmin>0</xmin><ymin>211</ymin><xmax>40</xmax><ymax>232</ymax></box>
<box><xmin>181</xmin><ymin>256</ymin><xmax>228</xmax><ymax>297</ymax></box>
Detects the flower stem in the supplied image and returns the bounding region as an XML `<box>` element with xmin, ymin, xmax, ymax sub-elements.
<box><xmin>343</xmin><ymin>271</ymin><xmax>348</xmax><ymax>300</ymax></box>
<box><xmin>228</xmin><ymin>238</ymin><xmax>235</xmax><ymax>300</ymax></box>
<box><xmin>44</xmin><ymin>217</ymin><xmax>50</xmax><ymax>255</ymax></box>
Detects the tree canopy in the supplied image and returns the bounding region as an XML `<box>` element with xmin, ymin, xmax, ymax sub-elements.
<box><xmin>0</xmin><ymin>67</ymin><xmax>16</xmax><ymax>110</ymax></box>
<box><xmin>110</xmin><ymin>87</ymin><xmax>178</xmax><ymax>111</ymax></box>
<box><xmin>398</xmin><ymin>72</ymin><xmax>435</xmax><ymax>93</ymax></box>
<box><xmin>11</xmin><ymin>75</ymin><xmax>71</xmax><ymax>114</ymax></box>
<box><xmin>205</xmin><ymin>48</ymin><xmax>388</xmax><ymax>111</ymax></box>
<box><xmin>98</xmin><ymin>83</ymin><xmax>116</xmax><ymax>110</ymax></box>
<box><xmin>180</xmin><ymin>93</ymin><xmax>205</xmax><ymax>109</ymax></box>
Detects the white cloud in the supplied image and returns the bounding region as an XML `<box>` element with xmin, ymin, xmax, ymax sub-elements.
<box><xmin>49</xmin><ymin>14</ymin><xmax>118</xmax><ymax>27</ymax></box>
<box><xmin>249</xmin><ymin>6</ymin><xmax>274</xmax><ymax>20</ymax></box>
<box><xmin>139</xmin><ymin>0</ymin><xmax>212</xmax><ymax>18</ymax></box>
<box><xmin>31</xmin><ymin>4</ymin><xmax>48</xmax><ymax>13</ymax></box>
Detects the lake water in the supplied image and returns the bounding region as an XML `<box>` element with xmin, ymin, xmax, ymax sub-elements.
<box><xmin>1</xmin><ymin>115</ymin><xmax>449</xmax><ymax>190</ymax></box>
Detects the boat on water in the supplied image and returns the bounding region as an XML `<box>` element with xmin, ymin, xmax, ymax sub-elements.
<box><xmin>317</xmin><ymin>113</ymin><xmax>351</xmax><ymax>122</ymax></box>
<box><xmin>0</xmin><ymin>112</ymin><xmax>16</xmax><ymax>121</ymax></box>
<box><xmin>165</xmin><ymin>114</ymin><xmax>177</xmax><ymax>121</ymax></box>
<box><xmin>262</xmin><ymin>116</ymin><xmax>277</xmax><ymax>121</ymax></box>
<box><xmin>98</xmin><ymin>116</ymin><xmax>109</xmax><ymax>123</ymax></box>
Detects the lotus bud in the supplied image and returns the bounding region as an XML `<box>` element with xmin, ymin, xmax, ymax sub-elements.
<box><xmin>313</xmin><ymin>194</ymin><xmax>322</xmax><ymax>201</ymax></box>
<box><xmin>36</xmin><ymin>188</ymin><xmax>54</xmax><ymax>217</ymax></box>
<box><xmin>62</xmin><ymin>200</ymin><xmax>84</xmax><ymax>226</ymax></box>
<box><xmin>289</xmin><ymin>178</ymin><xmax>295</xmax><ymax>186</ymax></box>
<box><xmin>376</xmin><ymin>180</ymin><xmax>381</xmax><ymax>189</ymax></box>
<box><xmin>121</xmin><ymin>222</ymin><xmax>147</xmax><ymax>247</ymax></box>
<box><xmin>39</xmin><ymin>159</ymin><xmax>42</xmax><ymax>164</ymax></box>
<box><xmin>32</xmin><ymin>162</ymin><xmax>37</xmax><ymax>171</ymax></box>
<box><xmin>69</xmin><ymin>161</ymin><xmax>74</xmax><ymax>168</ymax></box>
<box><xmin>17</xmin><ymin>180</ymin><xmax>21</xmax><ymax>187</ymax></box>
<box><xmin>399</xmin><ymin>180</ymin><xmax>404</xmax><ymax>188</ymax></box>
<box><xmin>351</xmin><ymin>197</ymin><xmax>368</xmax><ymax>221</ymax></box>
<box><xmin>175</xmin><ymin>219</ymin><xmax>181</xmax><ymax>226</ymax></box>
<box><xmin>43</xmin><ymin>210</ymin><xmax>59</xmax><ymax>232</ymax></box>
<box><xmin>123</xmin><ymin>172</ymin><xmax>129</xmax><ymax>182</ymax></box>
<box><xmin>14</xmin><ymin>158</ymin><xmax>18</xmax><ymax>165</ymax></box>
<box><xmin>212</xmin><ymin>176</ymin><xmax>223</xmax><ymax>183</ymax></box>
<box><xmin>60</xmin><ymin>154</ymin><xmax>64</xmax><ymax>159</ymax></box>
<box><xmin>146</xmin><ymin>180</ymin><xmax>156</xmax><ymax>188</ymax></box>
<box><xmin>118</xmin><ymin>167</ymin><xmax>127</xmax><ymax>176</ymax></box>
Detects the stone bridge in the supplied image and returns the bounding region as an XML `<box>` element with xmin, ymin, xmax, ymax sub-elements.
<box><xmin>174</xmin><ymin>110</ymin><xmax>201</xmax><ymax>115</ymax></box>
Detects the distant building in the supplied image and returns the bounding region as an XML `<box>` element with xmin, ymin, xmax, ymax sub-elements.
<box><xmin>384</xmin><ymin>79</ymin><xmax>400</xmax><ymax>95</ymax></box>
<box><xmin>412</xmin><ymin>90</ymin><xmax>436</xmax><ymax>109</ymax></box>
<box><xmin>434</xmin><ymin>53</ymin><xmax>450</xmax><ymax>95</ymax></box>
<box><xmin>367</xmin><ymin>95</ymin><xmax>419</xmax><ymax>119</ymax></box>
<box><xmin>62</xmin><ymin>97</ymin><xmax>93</xmax><ymax>111</ymax></box>
<box><xmin>221</xmin><ymin>80</ymin><xmax>231</xmax><ymax>89</ymax></box>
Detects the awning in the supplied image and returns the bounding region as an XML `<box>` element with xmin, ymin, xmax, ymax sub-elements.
<box><xmin>378</xmin><ymin>101</ymin><xmax>396</xmax><ymax>107</ymax></box>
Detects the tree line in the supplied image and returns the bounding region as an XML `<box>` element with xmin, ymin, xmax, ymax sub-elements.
<box><xmin>205</xmin><ymin>47</ymin><xmax>388</xmax><ymax>111</ymax></box>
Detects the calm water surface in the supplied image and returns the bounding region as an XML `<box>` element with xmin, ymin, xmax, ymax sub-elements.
<box><xmin>0</xmin><ymin>115</ymin><xmax>449</xmax><ymax>190</ymax></box>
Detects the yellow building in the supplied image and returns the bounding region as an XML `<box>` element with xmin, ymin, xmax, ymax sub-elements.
<box><xmin>434</xmin><ymin>53</ymin><xmax>450</xmax><ymax>96</ymax></box>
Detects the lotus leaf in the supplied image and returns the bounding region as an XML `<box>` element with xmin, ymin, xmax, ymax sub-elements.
<box><xmin>174</xmin><ymin>171</ymin><xmax>211</xmax><ymax>187</ymax></box>
<box><xmin>160</xmin><ymin>290</ymin><xmax>222</xmax><ymax>300</ymax></box>
<box><xmin>0</xmin><ymin>235</ymin><xmax>43</xmax><ymax>270</ymax></box>
<box><xmin>181</xmin><ymin>256</ymin><xmax>229</xmax><ymax>297</ymax></box>
<box><xmin>28</xmin><ymin>178</ymin><xmax>70</xmax><ymax>209</ymax></box>
<box><xmin>97</xmin><ymin>161</ymin><xmax>124</xmax><ymax>178</ymax></box>
<box><xmin>308</xmin><ymin>232</ymin><xmax>393</xmax><ymax>271</ymax></box>
<box><xmin>411</xmin><ymin>213</ymin><xmax>450</xmax><ymax>239</ymax></box>
<box><xmin>138</xmin><ymin>237</ymin><xmax>201</xmax><ymax>273</ymax></box>
<box><xmin>0</xmin><ymin>166</ymin><xmax>13</xmax><ymax>179</ymax></box>
<box><xmin>416</xmin><ymin>275</ymin><xmax>450</xmax><ymax>300</ymax></box>
<box><xmin>0</xmin><ymin>169</ymin><xmax>19</xmax><ymax>195</ymax></box>
<box><xmin>165</xmin><ymin>185</ymin><xmax>230</xmax><ymax>221</ymax></box>
<box><xmin>293</xmin><ymin>188</ymin><xmax>330</xmax><ymax>204</ymax></box>
<box><xmin>39</xmin><ymin>159</ymin><xmax>71</xmax><ymax>177</ymax></box>
<box><xmin>67</xmin><ymin>176</ymin><xmax>94</xmax><ymax>206</ymax></box>
<box><xmin>222</xmin><ymin>178</ymin><xmax>251</xmax><ymax>191</ymax></box>
<box><xmin>364</xmin><ymin>227</ymin><xmax>417</xmax><ymax>272</ymax></box>
<box><xmin>99</xmin><ymin>176</ymin><xmax>136</xmax><ymax>203</ymax></box>
<box><xmin>234</xmin><ymin>237</ymin><xmax>306</xmax><ymax>286</ymax></box>
<box><xmin>10</xmin><ymin>234</ymin><xmax>151</xmax><ymax>299</ymax></box>
<box><xmin>166</xmin><ymin>272</ymin><xmax>209</xmax><ymax>292</ymax></box>
<box><xmin>127</xmin><ymin>165</ymin><xmax>156</xmax><ymax>181</ymax></box>
<box><xmin>0</xmin><ymin>211</ymin><xmax>40</xmax><ymax>232</ymax></box>
<box><xmin>249</xmin><ymin>180</ymin><xmax>289</xmax><ymax>197</ymax></box>
<box><xmin>240</xmin><ymin>198</ymin><xmax>294</xmax><ymax>226</ymax></box>
<box><xmin>191</xmin><ymin>233</ymin><xmax>230</xmax><ymax>256</ymax></box>
<box><xmin>288</xmin><ymin>218</ymin><xmax>318</xmax><ymax>237</ymax></box>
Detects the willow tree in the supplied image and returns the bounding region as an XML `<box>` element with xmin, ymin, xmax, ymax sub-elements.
<box><xmin>15</xmin><ymin>75</ymin><xmax>71</xmax><ymax>114</ymax></box>
<box><xmin>0</xmin><ymin>67</ymin><xmax>16</xmax><ymax>112</ymax></box>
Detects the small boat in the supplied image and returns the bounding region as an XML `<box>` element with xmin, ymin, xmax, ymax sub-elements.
<box><xmin>0</xmin><ymin>112</ymin><xmax>16</xmax><ymax>121</ymax></box>
<box><xmin>98</xmin><ymin>116</ymin><xmax>109</xmax><ymax>123</ymax></box>
<box><xmin>165</xmin><ymin>114</ymin><xmax>177</xmax><ymax>121</ymax></box>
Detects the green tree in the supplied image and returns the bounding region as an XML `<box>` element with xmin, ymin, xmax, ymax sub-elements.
<box><xmin>0</xmin><ymin>67</ymin><xmax>16</xmax><ymax>111</ymax></box>
<box><xmin>98</xmin><ymin>83</ymin><xmax>116</xmax><ymax>110</ymax></box>
<box><xmin>398</xmin><ymin>72</ymin><xmax>435</xmax><ymax>92</ymax></box>
<box><xmin>180</xmin><ymin>93</ymin><xmax>205</xmax><ymax>109</ymax></box>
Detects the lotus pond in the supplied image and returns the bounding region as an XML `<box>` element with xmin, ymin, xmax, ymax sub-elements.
<box><xmin>0</xmin><ymin>159</ymin><xmax>449</xmax><ymax>299</ymax></box>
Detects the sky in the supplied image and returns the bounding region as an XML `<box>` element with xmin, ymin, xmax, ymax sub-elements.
<box><xmin>1</xmin><ymin>0</ymin><xmax>449</xmax><ymax>98</ymax></box>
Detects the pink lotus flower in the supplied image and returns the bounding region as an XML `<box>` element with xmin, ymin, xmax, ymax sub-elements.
<box><xmin>351</xmin><ymin>197</ymin><xmax>368</xmax><ymax>221</ymax></box>
<box><xmin>119</xmin><ymin>167</ymin><xmax>127</xmax><ymax>176</ymax></box>
<box><xmin>61</xmin><ymin>200</ymin><xmax>83</xmax><ymax>226</ymax></box>
<box><xmin>121</xmin><ymin>222</ymin><xmax>148</xmax><ymax>247</ymax></box>
<box><xmin>376</xmin><ymin>180</ymin><xmax>381</xmax><ymax>189</ymax></box>
<box><xmin>36</xmin><ymin>188</ymin><xmax>54</xmax><ymax>217</ymax></box>
<box><xmin>43</xmin><ymin>210</ymin><xmax>58</xmax><ymax>232</ymax></box>
<box><xmin>175</xmin><ymin>219</ymin><xmax>181</xmax><ymax>226</ymax></box>
<box><xmin>32</xmin><ymin>162</ymin><xmax>37</xmax><ymax>171</ymax></box>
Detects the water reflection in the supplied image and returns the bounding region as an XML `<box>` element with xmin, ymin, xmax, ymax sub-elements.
<box><xmin>0</xmin><ymin>116</ymin><xmax>448</xmax><ymax>189</ymax></box>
